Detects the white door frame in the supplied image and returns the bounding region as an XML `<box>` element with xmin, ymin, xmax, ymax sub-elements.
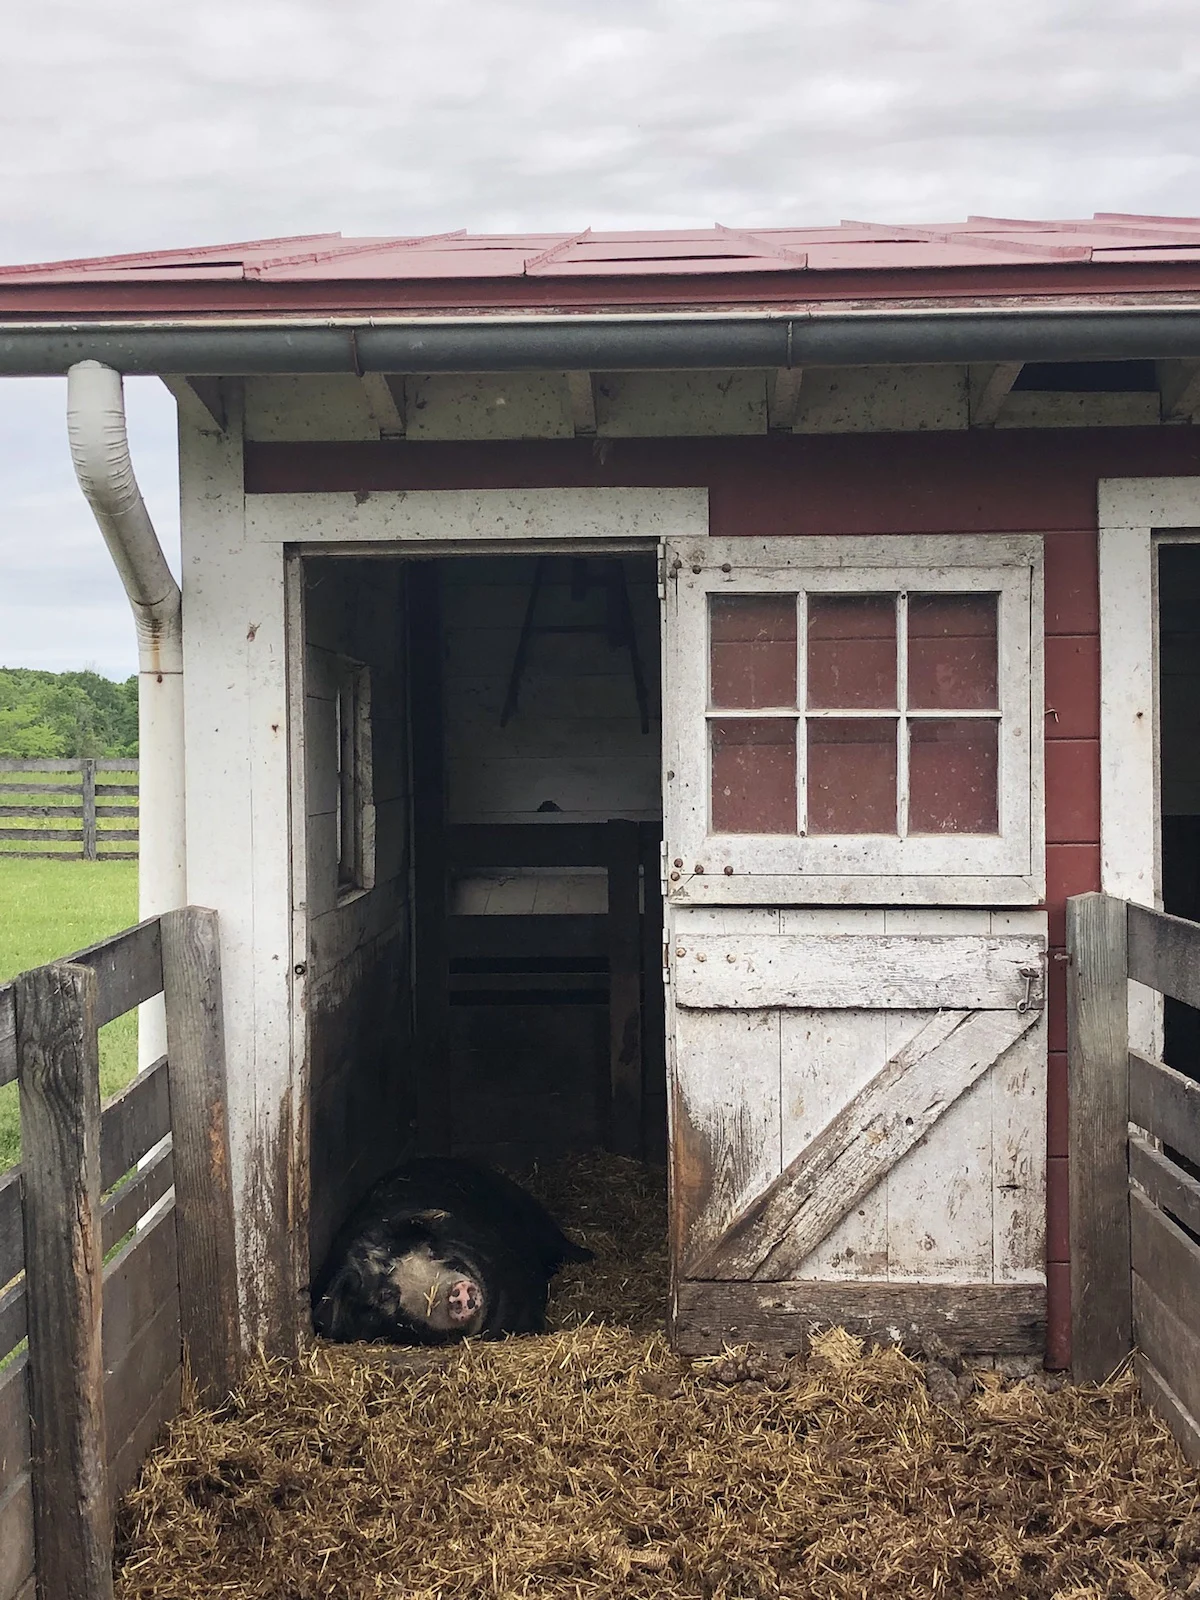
<box><xmin>1098</xmin><ymin>475</ymin><xmax>1200</xmax><ymax>1055</ymax></box>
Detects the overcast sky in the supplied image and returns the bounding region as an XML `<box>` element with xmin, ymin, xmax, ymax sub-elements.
<box><xmin>2</xmin><ymin>0</ymin><xmax>1199</xmax><ymax>677</ymax></box>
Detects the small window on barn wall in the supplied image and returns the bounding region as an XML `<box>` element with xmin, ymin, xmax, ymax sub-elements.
<box><xmin>663</xmin><ymin>534</ymin><xmax>1043</xmax><ymax>905</ymax></box>
<box><xmin>334</xmin><ymin>657</ymin><xmax>375</xmax><ymax>897</ymax></box>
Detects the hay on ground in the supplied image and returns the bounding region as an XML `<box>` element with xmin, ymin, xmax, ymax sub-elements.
<box><xmin>115</xmin><ymin>1154</ymin><xmax>1200</xmax><ymax>1600</ymax></box>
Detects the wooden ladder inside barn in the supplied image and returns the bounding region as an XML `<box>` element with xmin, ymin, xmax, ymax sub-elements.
<box><xmin>500</xmin><ymin>555</ymin><xmax>651</xmax><ymax>734</ymax></box>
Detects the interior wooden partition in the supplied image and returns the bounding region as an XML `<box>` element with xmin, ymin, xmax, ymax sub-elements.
<box><xmin>426</xmin><ymin>820</ymin><xmax>665</xmax><ymax>1164</ymax></box>
<box><xmin>0</xmin><ymin>909</ymin><xmax>239</xmax><ymax>1600</ymax></box>
<box><xmin>1067</xmin><ymin>891</ymin><xmax>1200</xmax><ymax>1463</ymax></box>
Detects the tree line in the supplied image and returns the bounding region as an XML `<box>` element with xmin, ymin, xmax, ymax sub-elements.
<box><xmin>0</xmin><ymin>668</ymin><xmax>138</xmax><ymax>758</ymax></box>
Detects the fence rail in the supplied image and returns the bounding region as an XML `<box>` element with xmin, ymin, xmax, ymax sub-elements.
<box><xmin>1068</xmin><ymin>892</ymin><xmax>1200</xmax><ymax>1465</ymax></box>
<box><xmin>0</xmin><ymin>759</ymin><xmax>138</xmax><ymax>860</ymax></box>
<box><xmin>0</xmin><ymin>908</ymin><xmax>239</xmax><ymax>1600</ymax></box>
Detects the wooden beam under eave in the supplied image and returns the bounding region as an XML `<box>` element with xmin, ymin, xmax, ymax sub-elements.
<box><xmin>1157</xmin><ymin>360</ymin><xmax>1200</xmax><ymax>422</ymax></box>
<box><xmin>968</xmin><ymin>362</ymin><xmax>1023</xmax><ymax>427</ymax></box>
<box><xmin>767</xmin><ymin>368</ymin><xmax>804</xmax><ymax>431</ymax></box>
<box><xmin>161</xmin><ymin>375</ymin><xmax>227</xmax><ymax>432</ymax></box>
<box><xmin>360</xmin><ymin>373</ymin><xmax>406</xmax><ymax>437</ymax></box>
<box><xmin>566</xmin><ymin>371</ymin><xmax>597</xmax><ymax>436</ymax></box>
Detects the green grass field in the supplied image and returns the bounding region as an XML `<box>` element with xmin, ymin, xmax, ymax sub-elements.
<box><xmin>0</xmin><ymin>858</ymin><xmax>139</xmax><ymax>1169</ymax></box>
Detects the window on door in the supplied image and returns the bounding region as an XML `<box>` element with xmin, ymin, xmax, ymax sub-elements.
<box><xmin>664</xmin><ymin>535</ymin><xmax>1043</xmax><ymax>904</ymax></box>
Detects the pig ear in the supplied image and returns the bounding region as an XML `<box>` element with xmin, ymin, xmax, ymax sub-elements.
<box><xmin>313</xmin><ymin>1263</ymin><xmax>363</xmax><ymax>1339</ymax></box>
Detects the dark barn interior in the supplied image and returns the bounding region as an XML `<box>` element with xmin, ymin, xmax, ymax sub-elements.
<box><xmin>300</xmin><ymin>549</ymin><xmax>666</xmax><ymax>1278</ymax></box>
<box><xmin>1158</xmin><ymin>541</ymin><xmax>1200</xmax><ymax>1087</ymax></box>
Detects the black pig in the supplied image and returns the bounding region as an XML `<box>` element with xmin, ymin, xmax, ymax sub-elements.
<box><xmin>311</xmin><ymin>1156</ymin><xmax>593</xmax><ymax>1346</ymax></box>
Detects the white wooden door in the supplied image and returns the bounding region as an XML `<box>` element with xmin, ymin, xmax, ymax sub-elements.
<box><xmin>661</xmin><ymin>535</ymin><xmax>1048</xmax><ymax>1356</ymax></box>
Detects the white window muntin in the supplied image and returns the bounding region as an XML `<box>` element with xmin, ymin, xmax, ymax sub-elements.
<box><xmin>664</xmin><ymin>534</ymin><xmax>1042</xmax><ymax>902</ymax></box>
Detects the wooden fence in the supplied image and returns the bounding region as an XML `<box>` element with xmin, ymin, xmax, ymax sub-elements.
<box><xmin>1067</xmin><ymin>892</ymin><xmax>1200</xmax><ymax>1464</ymax></box>
<box><xmin>0</xmin><ymin>909</ymin><xmax>239</xmax><ymax>1600</ymax></box>
<box><xmin>0</xmin><ymin>759</ymin><xmax>138</xmax><ymax>860</ymax></box>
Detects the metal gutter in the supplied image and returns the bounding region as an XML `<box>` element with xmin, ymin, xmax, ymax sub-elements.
<box><xmin>5</xmin><ymin>306</ymin><xmax>1200</xmax><ymax>374</ymax></box>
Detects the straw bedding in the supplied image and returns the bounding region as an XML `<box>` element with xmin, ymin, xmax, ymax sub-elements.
<box><xmin>116</xmin><ymin>1155</ymin><xmax>1200</xmax><ymax>1600</ymax></box>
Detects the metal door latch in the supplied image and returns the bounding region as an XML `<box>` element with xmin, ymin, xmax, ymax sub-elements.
<box><xmin>1016</xmin><ymin>965</ymin><xmax>1043</xmax><ymax>1014</ymax></box>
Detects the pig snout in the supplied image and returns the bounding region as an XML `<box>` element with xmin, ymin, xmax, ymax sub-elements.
<box><xmin>446</xmin><ymin>1278</ymin><xmax>482</xmax><ymax>1323</ymax></box>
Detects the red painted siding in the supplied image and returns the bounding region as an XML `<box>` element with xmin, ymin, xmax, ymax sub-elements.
<box><xmin>248</xmin><ymin>423</ymin><xmax>1200</xmax><ymax>1368</ymax></box>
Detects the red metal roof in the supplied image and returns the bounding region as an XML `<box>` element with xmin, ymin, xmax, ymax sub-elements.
<box><xmin>5</xmin><ymin>215</ymin><xmax>1200</xmax><ymax>314</ymax></box>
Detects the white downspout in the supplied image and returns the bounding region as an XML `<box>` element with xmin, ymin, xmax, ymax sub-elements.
<box><xmin>67</xmin><ymin>360</ymin><xmax>186</xmax><ymax>1068</ymax></box>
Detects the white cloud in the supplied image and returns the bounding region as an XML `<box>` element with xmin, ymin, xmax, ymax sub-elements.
<box><xmin>0</xmin><ymin>0</ymin><xmax>1197</xmax><ymax>670</ymax></box>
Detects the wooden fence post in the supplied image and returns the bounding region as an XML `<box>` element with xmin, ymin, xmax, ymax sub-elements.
<box><xmin>81</xmin><ymin>759</ymin><xmax>98</xmax><ymax>861</ymax></box>
<box><xmin>1067</xmin><ymin>891</ymin><xmax>1133</xmax><ymax>1383</ymax></box>
<box><xmin>16</xmin><ymin>960</ymin><xmax>114</xmax><ymax>1600</ymax></box>
<box><xmin>160</xmin><ymin>907</ymin><xmax>242</xmax><ymax>1404</ymax></box>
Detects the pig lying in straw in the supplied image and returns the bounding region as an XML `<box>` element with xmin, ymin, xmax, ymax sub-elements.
<box><xmin>312</xmin><ymin>1156</ymin><xmax>593</xmax><ymax>1345</ymax></box>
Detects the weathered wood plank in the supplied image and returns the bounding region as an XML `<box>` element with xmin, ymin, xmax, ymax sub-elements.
<box><xmin>782</xmin><ymin>1009</ymin><xmax>888</xmax><ymax>1282</ymax></box>
<box><xmin>1130</xmin><ymin>1188</ymin><xmax>1200</xmax><ymax>1347</ymax></box>
<box><xmin>1132</xmin><ymin>1271</ymin><xmax>1200</xmax><ymax>1433</ymax></box>
<box><xmin>160</xmin><ymin>906</ymin><xmax>241</xmax><ymax>1403</ymax></box>
<box><xmin>673</xmin><ymin>934</ymin><xmax>1044</xmax><ymax>1011</ymax></box>
<box><xmin>1067</xmin><ymin>892</ymin><xmax>1132</xmax><ymax>1384</ymax></box>
<box><xmin>106</xmin><ymin>1368</ymin><xmax>182</xmax><ymax>1507</ymax></box>
<box><xmin>1136</xmin><ymin>1353</ymin><xmax>1200</xmax><ymax>1466</ymax></box>
<box><xmin>688</xmin><ymin>1008</ymin><xmax>1036</xmax><ymax>1281</ymax></box>
<box><xmin>67</xmin><ymin>919</ymin><xmax>163</xmax><ymax>1026</ymax></box>
<box><xmin>0</xmin><ymin>827</ymin><xmax>84</xmax><ymax>841</ymax></box>
<box><xmin>101</xmin><ymin>1203</ymin><xmax>178</xmax><ymax>1367</ymax></box>
<box><xmin>0</xmin><ymin>1279</ymin><xmax>26</xmax><ymax>1364</ymax></box>
<box><xmin>81</xmin><ymin>759</ymin><xmax>97</xmax><ymax>861</ymax></box>
<box><xmin>104</xmin><ymin>1297</ymin><xmax>181</xmax><ymax>1476</ymax></box>
<box><xmin>447</xmin><ymin>915</ymin><xmax>607</xmax><ymax>962</ymax></box>
<box><xmin>0</xmin><ymin>1353</ymin><xmax>30</xmax><ymax>1497</ymax></box>
<box><xmin>16</xmin><ymin>961</ymin><xmax>113</xmax><ymax>1600</ymax></box>
<box><xmin>672</xmin><ymin>1009</ymin><xmax>781</xmax><ymax>1271</ymax></box>
<box><xmin>0</xmin><ymin>1470</ymin><xmax>35</xmax><ymax>1600</ymax></box>
<box><xmin>1129</xmin><ymin>1050</ymin><xmax>1200</xmax><ymax>1169</ymax></box>
<box><xmin>1127</xmin><ymin>900</ymin><xmax>1200</xmax><ymax>1009</ymax></box>
<box><xmin>606</xmin><ymin>820</ymin><xmax>642</xmax><ymax>1158</ymax></box>
<box><xmin>0</xmin><ymin>1169</ymin><xmax>21</xmax><ymax>1285</ymax></box>
<box><xmin>673</xmin><ymin>1281</ymin><xmax>1047</xmax><ymax>1357</ymax></box>
<box><xmin>100</xmin><ymin>1144</ymin><xmax>175</xmax><ymax>1255</ymax></box>
<box><xmin>1129</xmin><ymin>1132</ymin><xmax>1200</xmax><ymax>1239</ymax></box>
<box><xmin>0</xmin><ymin>986</ymin><xmax>13</xmax><ymax>1088</ymax></box>
<box><xmin>0</xmin><ymin>782</ymin><xmax>81</xmax><ymax>795</ymax></box>
<box><xmin>446</xmin><ymin>822</ymin><xmax>608</xmax><ymax>869</ymax></box>
<box><xmin>99</xmin><ymin>1056</ymin><xmax>171</xmax><ymax>1191</ymax></box>
<box><xmin>0</xmin><ymin>759</ymin><xmax>135</xmax><ymax>772</ymax></box>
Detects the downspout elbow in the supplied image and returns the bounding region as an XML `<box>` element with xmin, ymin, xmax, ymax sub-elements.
<box><xmin>67</xmin><ymin>360</ymin><xmax>183</xmax><ymax>675</ymax></box>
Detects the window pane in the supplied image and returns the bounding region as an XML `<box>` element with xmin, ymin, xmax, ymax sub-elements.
<box><xmin>807</xmin><ymin>718</ymin><xmax>897</xmax><ymax>834</ymax></box>
<box><xmin>710</xmin><ymin>596</ymin><xmax>797</xmax><ymax>709</ymax></box>
<box><xmin>711</xmin><ymin>718</ymin><xmax>797</xmax><ymax>833</ymax></box>
<box><xmin>807</xmin><ymin>594</ymin><xmax>897</xmax><ymax>710</ymax></box>
<box><xmin>908</xmin><ymin>594</ymin><xmax>998</xmax><ymax>711</ymax></box>
<box><xmin>909</xmin><ymin>719</ymin><xmax>999</xmax><ymax>833</ymax></box>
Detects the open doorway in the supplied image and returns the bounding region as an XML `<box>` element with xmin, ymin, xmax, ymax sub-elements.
<box><xmin>297</xmin><ymin>547</ymin><xmax>665</xmax><ymax>1277</ymax></box>
<box><xmin>1158</xmin><ymin>540</ymin><xmax>1200</xmax><ymax>1082</ymax></box>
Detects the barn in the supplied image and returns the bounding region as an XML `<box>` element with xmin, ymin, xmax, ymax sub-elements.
<box><xmin>3</xmin><ymin>214</ymin><xmax>1200</xmax><ymax>1394</ymax></box>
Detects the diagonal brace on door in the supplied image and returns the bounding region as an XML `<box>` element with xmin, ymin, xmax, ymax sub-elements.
<box><xmin>684</xmin><ymin>1006</ymin><xmax>1039</xmax><ymax>1281</ymax></box>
